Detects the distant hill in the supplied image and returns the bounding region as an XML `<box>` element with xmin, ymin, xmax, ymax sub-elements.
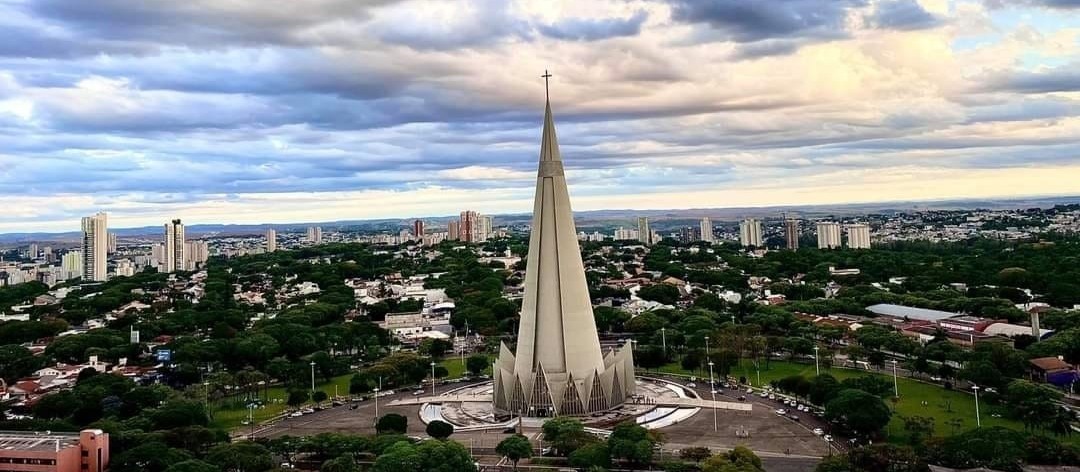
<box><xmin>3</xmin><ymin>195</ymin><xmax>1078</xmax><ymax>244</ymax></box>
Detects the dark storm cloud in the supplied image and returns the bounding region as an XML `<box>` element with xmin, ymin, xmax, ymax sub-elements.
<box><xmin>666</xmin><ymin>0</ymin><xmax>867</xmax><ymax>42</ymax></box>
<box><xmin>536</xmin><ymin>11</ymin><xmax>649</xmax><ymax>41</ymax></box>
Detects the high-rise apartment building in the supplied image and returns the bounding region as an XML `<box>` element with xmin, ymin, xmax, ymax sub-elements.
<box><xmin>163</xmin><ymin>219</ymin><xmax>185</xmax><ymax>273</ymax></box>
<box><xmin>614</xmin><ymin>227</ymin><xmax>638</xmax><ymax>241</ymax></box>
<box><xmin>740</xmin><ymin>218</ymin><xmax>764</xmax><ymax>248</ymax></box>
<box><xmin>413</xmin><ymin>219</ymin><xmax>425</xmax><ymax>241</ymax></box>
<box><xmin>62</xmin><ymin>251</ymin><xmax>83</xmax><ymax>280</ymax></box>
<box><xmin>107</xmin><ymin>233</ymin><xmax>117</xmax><ymax>254</ymax></box>
<box><xmin>115</xmin><ymin>259</ymin><xmax>135</xmax><ymax>277</ymax></box>
<box><xmin>447</xmin><ymin>220</ymin><xmax>460</xmax><ymax>241</ymax></box>
<box><xmin>81</xmin><ymin>212</ymin><xmax>108</xmax><ymax>281</ymax></box>
<box><xmin>816</xmin><ymin>221</ymin><xmax>842</xmax><ymax>249</ymax></box>
<box><xmin>306</xmin><ymin>226</ymin><xmax>323</xmax><ymax>244</ymax></box>
<box><xmin>637</xmin><ymin>217</ymin><xmax>651</xmax><ymax>245</ymax></box>
<box><xmin>185</xmin><ymin>240</ymin><xmax>209</xmax><ymax>270</ymax></box>
<box><xmin>678</xmin><ymin>226</ymin><xmax>699</xmax><ymax>244</ymax></box>
<box><xmin>783</xmin><ymin>217</ymin><xmax>800</xmax><ymax>250</ymax></box>
<box><xmin>27</xmin><ymin>243</ymin><xmax>38</xmax><ymax>259</ymax></box>
<box><xmin>479</xmin><ymin>215</ymin><xmax>493</xmax><ymax>242</ymax></box>
<box><xmin>700</xmin><ymin>217</ymin><xmax>714</xmax><ymax>243</ymax></box>
<box><xmin>846</xmin><ymin>224</ymin><xmax>871</xmax><ymax>249</ymax></box>
<box><xmin>459</xmin><ymin>210</ymin><xmax>479</xmax><ymax>242</ymax></box>
<box><xmin>265</xmin><ymin>229</ymin><xmax>277</xmax><ymax>252</ymax></box>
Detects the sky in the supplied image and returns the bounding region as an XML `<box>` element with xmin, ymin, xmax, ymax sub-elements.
<box><xmin>1</xmin><ymin>0</ymin><xmax>1080</xmax><ymax>233</ymax></box>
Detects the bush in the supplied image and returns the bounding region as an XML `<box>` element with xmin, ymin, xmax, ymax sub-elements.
<box><xmin>376</xmin><ymin>413</ymin><xmax>408</xmax><ymax>435</ymax></box>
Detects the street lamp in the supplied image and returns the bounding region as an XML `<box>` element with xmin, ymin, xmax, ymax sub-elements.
<box><xmin>430</xmin><ymin>361</ymin><xmax>437</xmax><ymax>396</ymax></box>
<box><xmin>731</xmin><ymin>315</ymin><xmax>735</xmax><ymax>325</ymax></box>
<box><xmin>708</xmin><ymin>361</ymin><xmax>717</xmax><ymax>432</ymax></box>
<box><xmin>309</xmin><ymin>361</ymin><xmax>316</xmax><ymax>393</ymax></box>
<box><xmin>660</xmin><ymin>327</ymin><xmax>667</xmax><ymax>356</ymax></box>
<box><xmin>813</xmin><ymin>346</ymin><xmax>820</xmax><ymax>376</ymax></box>
<box><xmin>373</xmin><ymin>387</ymin><xmax>380</xmax><ymax>423</ymax></box>
<box><xmin>972</xmin><ymin>384</ymin><xmax>982</xmax><ymax>427</ymax></box>
<box><xmin>890</xmin><ymin>360</ymin><xmax>899</xmax><ymax>397</ymax></box>
<box><xmin>705</xmin><ymin>336</ymin><xmax>710</xmax><ymax>356</ymax></box>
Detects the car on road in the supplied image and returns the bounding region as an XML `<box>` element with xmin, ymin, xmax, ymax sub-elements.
<box><xmin>824</xmin><ymin>435</ymin><xmax>833</xmax><ymax>442</ymax></box>
<box><xmin>289</xmin><ymin>412</ymin><xmax>303</xmax><ymax>418</ymax></box>
<box><xmin>767</xmin><ymin>394</ymin><xmax>776</xmax><ymax>400</ymax></box>
<box><xmin>813</xmin><ymin>428</ymin><xmax>824</xmax><ymax>436</ymax></box>
<box><xmin>787</xmin><ymin>414</ymin><xmax>800</xmax><ymax>422</ymax></box>
<box><xmin>687</xmin><ymin>383</ymin><xmax>696</xmax><ymax>388</ymax></box>
<box><xmin>300</xmin><ymin>408</ymin><xmax>315</xmax><ymax>414</ymax></box>
<box><xmin>737</xmin><ymin>395</ymin><xmax>746</xmax><ymax>401</ymax></box>
<box><xmin>775</xmin><ymin>409</ymin><xmax>787</xmax><ymax>415</ymax></box>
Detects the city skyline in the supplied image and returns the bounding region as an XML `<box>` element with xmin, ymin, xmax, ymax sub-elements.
<box><xmin>2</xmin><ymin>1</ymin><xmax>1080</xmax><ymax>233</ymax></box>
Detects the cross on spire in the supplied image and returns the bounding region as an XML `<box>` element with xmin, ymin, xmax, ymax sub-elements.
<box><xmin>542</xmin><ymin>70</ymin><xmax>552</xmax><ymax>101</ymax></box>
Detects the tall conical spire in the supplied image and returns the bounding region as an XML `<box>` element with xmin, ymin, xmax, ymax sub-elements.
<box><xmin>493</xmin><ymin>72</ymin><xmax>635</xmax><ymax>416</ymax></box>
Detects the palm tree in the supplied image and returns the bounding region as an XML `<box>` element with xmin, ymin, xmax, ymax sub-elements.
<box><xmin>1050</xmin><ymin>407</ymin><xmax>1076</xmax><ymax>437</ymax></box>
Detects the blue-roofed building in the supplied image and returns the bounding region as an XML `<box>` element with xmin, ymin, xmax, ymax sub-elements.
<box><xmin>866</xmin><ymin>304</ymin><xmax>961</xmax><ymax>322</ymax></box>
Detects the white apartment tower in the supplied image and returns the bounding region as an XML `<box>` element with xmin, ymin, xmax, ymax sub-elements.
<box><xmin>265</xmin><ymin>229</ymin><xmax>277</xmax><ymax>252</ymax></box>
<box><xmin>62</xmin><ymin>251</ymin><xmax>83</xmax><ymax>280</ymax></box>
<box><xmin>699</xmin><ymin>217</ymin><xmax>715</xmax><ymax>243</ymax></box>
<box><xmin>163</xmin><ymin>219</ymin><xmax>186</xmax><ymax>273</ymax></box>
<box><xmin>846</xmin><ymin>224</ymin><xmax>871</xmax><ymax>249</ymax></box>
<box><xmin>81</xmin><ymin>212</ymin><xmax>108</xmax><ymax>281</ymax></box>
<box><xmin>637</xmin><ymin>217</ymin><xmax>651</xmax><ymax>245</ymax></box>
<box><xmin>740</xmin><ymin>218</ymin><xmax>764</xmax><ymax>248</ymax></box>
<box><xmin>185</xmin><ymin>241</ymin><xmax>209</xmax><ymax>270</ymax></box>
<box><xmin>816</xmin><ymin>221</ymin><xmax>842</xmax><ymax>249</ymax></box>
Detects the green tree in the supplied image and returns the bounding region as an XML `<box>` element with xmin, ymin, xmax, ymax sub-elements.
<box><xmin>426</xmin><ymin>420</ymin><xmax>455</xmax><ymax>440</ymax></box>
<box><xmin>679</xmin><ymin>447</ymin><xmax>712</xmax><ymax>463</ymax></box>
<box><xmin>377</xmin><ymin>413</ymin><xmax>409</xmax><ymax>435</ymax></box>
<box><xmin>313</xmin><ymin>390</ymin><xmax>329</xmax><ymax>405</ymax></box>
<box><xmin>608</xmin><ymin>421</ymin><xmax>656</xmax><ymax>468</ymax></box>
<box><xmin>466</xmin><ymin>354</ymin><xmax>488</xmax><ymax>376</ymax></box>
<box><xmin>321</xmin><ymin>455</ymin><xmax>360</xmax><ymax>472</ymax></box>
<box><xmin>569</xmin><ymin>443</ymin><xmax>611</xmax><ymax>470</ymax></box>
<box><xmin>287</xmin><ymin>389</ymin><xmax>310</xmax><ymax>407</ymax></box>
<box><xmin>901</xmin><ymin>415</ymin><xmax>935</xmax><ymax>445</ymax></box>
<box><xmin>825</xmin><ymin>389</ymin><xmax>892</xmax><ymax>437</ymax></box>
<box><xmin>701</xmin><ymin>446</ymin><xmax>764</xmax><ymax>472</ymax></box>
<box><xmin>205</xmin><ymin>441</ymin><xmax>274</xmax><ymax>472</ymax></box>
<box><xmin>371</xmin><ymin>441</ymin><xmax>420</xmax><ymax>472</ymax></box>
<box><xmin>542</xmin><ymin>417</ymin><xmax>592</xmax><ymax>455</ymax></box>
<box><xmin>496</xmin><ymin>434</ymin><xmax>533</xmax><ymax>470</ymax></box>
<box><xmin>112</xmin><ymin>442</ymin><xmax>193</xmax><ymax>472</ymax></box>
<box><xmin>1004</xmin><ymin>379</ymin><xmax>1062</xmax><ymax>431</ymax></box>
<box><xmin>165</xmin><ymin>460</ymin><xmax>220</xmax><ymax>472</ymax></box>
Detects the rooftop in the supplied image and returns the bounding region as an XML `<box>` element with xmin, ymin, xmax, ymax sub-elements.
<box><xmin>867</xmin><ymin>303</ymin><xmax>961</xmax><ymax>322</ymax></box>
<box><xmin>0</xmin><ymin>431</ymin><xmax>79</xmax><ymax>452</ymax></box>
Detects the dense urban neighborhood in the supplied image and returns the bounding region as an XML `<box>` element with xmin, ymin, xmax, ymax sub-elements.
<box><xmin>3</xmin><ymin>204</ymin><xmax>1080</xmax><ymax>472</ymax></box>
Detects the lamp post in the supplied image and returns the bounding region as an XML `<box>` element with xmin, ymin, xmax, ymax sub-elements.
<box><xmin>708</xmin><ymin>361</ymin><xmax>717</xmax><ymax>432</ymax></box>
<box><xmin>705</xmin><ymin>336</ymin><xmax>710</xmax><ymax>356</ymax></box>
<box><xmin>731</xmin><ymin>315</ymin><xmax>735</xmax><ymax>325</ymax></box>
<box><xmin>309</xmin><ymin>361</ymin><xmax>316</xmax><ymax>393</ymax></box>
<box><xmin>660</xmin><ymin>327</ymin><xmax>667</xmax><ymax>356</ymax></box>
<box><xmin>203</xmin><ymin>382</ymin><xmax>211</xmax><ymax>420</ymax></box>
<box><xmin>813</xmin><ymin>346</ymin><xmax>820</xmax><ymax>376</ymax></box>
<box><xmin>373</xmin><ymin>387</ymin><xmax>380</xmax><ymax>423</ymax></box>
<box><xmin>430</xmin><ymin>361</ymin><xmax>437</xmax><ymax>396</ymax></box>
<box><xmin>972</xmin><ymin>384</ymin><xmax>982</xmax><ymax>427</ymax></box>
<box><xmin>890</xmin><ymin>360</ymin><xmax>899</xmax><ymax>398</ymax></box>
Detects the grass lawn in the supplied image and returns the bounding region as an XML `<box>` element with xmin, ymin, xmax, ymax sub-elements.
<box><xmin>211</xmin><ymin>373</ymin><xmax>354</xmax><ymax>430</ymax></box>
<box><xmin>438</xmin><ymin>355</ymin><xmax>492</xmax><ymax>379</ymax></box>
<box><xmin>648</xmin><ymin>358</ymin><xmax>1075</xmax><ymax>446</ymax></box>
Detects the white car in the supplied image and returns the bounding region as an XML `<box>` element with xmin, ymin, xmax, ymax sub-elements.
<box><xmin>813</xmin><ymin>428</ymin><xmax>824</xmax><ymax>436</ymax></box>
<box><xmin>767</xmin><ymin>394</ymin><xmax>776</xmax><ymax>400</ymax></box>
<box><xmin>775</xmin><ymin>409</ymin><xmax>787</xmax><ymax>415</ymax></box>
<box><xmin>289</xmin><ymin>412</ymin><xmax>303</xmax><ymax>418</ymax></box>
<box><xmin>687</xmin><ymin>383</ymin><xmax>697</xmax><ymax>388</ymax></box>
<box><xmin>746</xmin><ymin>388</ymin><xmax>754</xmax><ymax>395</ymax></box>
<box><xmin>824</xmin><ymin>435</ymin><xmax>833</xmax><ymax>442</ymax></box>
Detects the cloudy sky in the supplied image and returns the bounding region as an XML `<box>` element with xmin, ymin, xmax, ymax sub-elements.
<box><xmin>1</xmin><ymin>0</ymin><xmax>1079</xmax><ymax>232</ymax></box>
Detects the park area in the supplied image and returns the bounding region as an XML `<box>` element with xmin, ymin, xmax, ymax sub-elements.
<box><xmin>650</xmin><ymin>358</ymin><xmax>1072</xmax><ymax>445</ymax></box>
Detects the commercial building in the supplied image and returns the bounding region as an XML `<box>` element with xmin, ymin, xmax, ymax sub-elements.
<box><xmin>699</xmin><ymin>217</ymin><xmax>714</xmax><ymax>243</ymax></box>
<box><xmin>846</xmin><ymin>223</ymin><xmax>871</xmax><ymax>249</ymax></box>
<box><xmin>493</xmin><ymin>94</ymin><xmax>635</xmax><ymax>417</ymax></box>
<box><xmin>306</xmin><ymin>226</ymin><xmax>323</xmax><ymax>244</ymax></box>
<box><xmin>637</xmin><ymin>217</ymin><xmax>651</xmax><ymax>245</ymax></box>
<box><xmin>0</xmin><ymin>429</ymin><xmax>109</xmax><ymax>472</ymax></box>
<box><xmin>784</xmin><ymin>217</ymin><xmax>800</xmax><ymax>250</ymax></box>
<box><xmin>265</xmin><ymin>229</ymin><xmax>277</xmax><ymax>252</ymax></box>
<box><xmin>816</xmin><ymin>221</ymin><xmax>842</xmax><ymax>249</ymax></box>
<box><xmin>739</xmin><ymin>218</ymin><xmax>763</xmax><ymax>248</ymax></box>
<box><xmin>80</xmin><ymin>212</ymin><xmax>108</xmax><ymax>281</ymax></box>
<box><xmin>163</xmin><ymin>219</ymin><xmax>185</xmax><ymax>273</ymax></box>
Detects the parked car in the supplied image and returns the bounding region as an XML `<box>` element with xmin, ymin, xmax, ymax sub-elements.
<box><xmin>824</xmin><ymin>435</ymin><xmax>833</xmax><ymax>442</ymax></box>
<box><xmin>813</xmin><ymin>428</ymin><xmax>824</xmax><ymax>436</ymax></box>
<box><xmin>787</xmin><ymin>414</ymin><xmax>800</xmax><ymax>422</ymax></box>
<box><xmin>775</xmin><ymin>409</ymin><xmax>787</xmax><ymax>415</ymax></box>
